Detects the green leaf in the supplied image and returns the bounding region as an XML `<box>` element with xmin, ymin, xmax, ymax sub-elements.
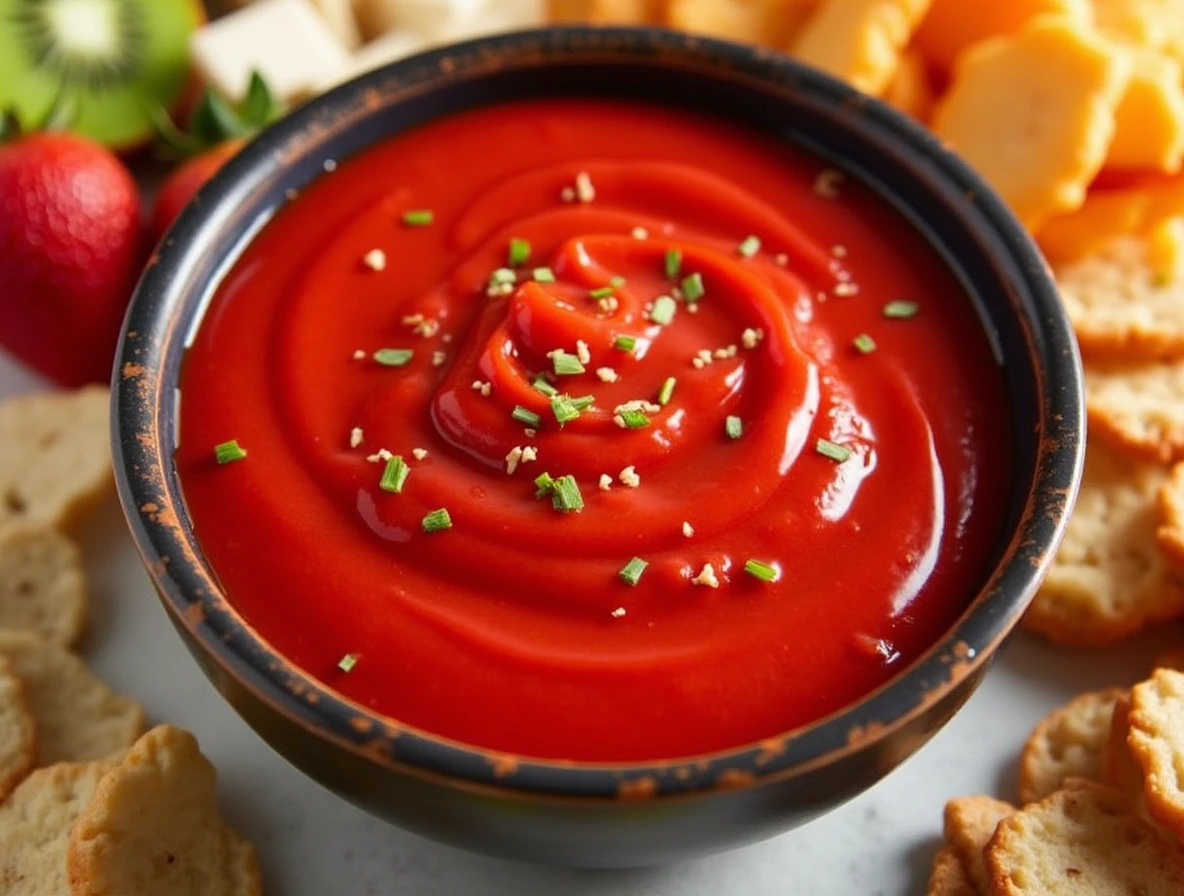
<box><xmin>0</xmin><ymin>108</ymin><xmax>22</xmax><ymax>143</ymax></box>
<box><xmin>191</xmin><ymin>90</ymin><xmax>251</xmax><ymax>147</ymax></box>
<box><xmin>239</xmin><ymin>70</ymin><xmax>279</xmax><ymax>127</ymax></box>
<box><xmin>148</xmin><ymin>104</ymin><xmax>204</xmax><ymax>160</ymax></box>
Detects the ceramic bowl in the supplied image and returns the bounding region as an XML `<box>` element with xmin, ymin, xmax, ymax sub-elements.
<box><xmin>112</xmin><ymin>26</ymin><xmax>1083</xmax><ymax>868</ymax></box>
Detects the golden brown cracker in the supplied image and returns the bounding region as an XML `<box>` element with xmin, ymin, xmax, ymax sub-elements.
<box><xmin>0</xmin><ymin>386</ymin><xmax>112</xmax><ymax>532</ymax></box>
<box><xmin>0</xmin><ymin>522</ymin><xmax>87</xmax><ymax>646</ymax></box>
<box><xmin>1128</xmin><ymin>667</ymin><xmax>1184</xmax><ymax>841</ymax></box>
<box><xmin>943</xmin><ymin>795</ymin><xmax>1015</xmax><ymax>893</ymax></box>
<box><xmin>985</xmin><ymin>779</ymin><xmax>1184</xmax><ymax>894</ymax></box>
<box><xmin>1018</xmin><ymin>688</ymin><xmax>1124</xmax><ymax>804</ymax></box>
<box><xmin>0</xmin><ymin>631</ymin><xmax>143</xmax><ymax>766</ymax></box>
<box><xmin>0</xmin><ymin>758</ymin><xmax>118</xmax><ymax>896</ymax></box>
<box><xmin>1087</xmin><ymin>360</ymin><xmax>1184</xmax><ymax>463</ymax></box>
<box><xmin>1102</xmin><ymin>692</ymin><xmax>1148</xmax><ymax>804</ymax></box>
<box><xmin>1056</xmin><ymin>235</ymin><xmax>1184</xmax><ymax>360</ymax></box>
<box><xmin>1156</xmin><ymin>461</ymin><xmax>1184</xmax><ymax>572</ymax></box>
<box><xmin>926</xmin><ymin>846</ymin><xmax>978</xmax><ymax>895</ymax></box>
<box><xmin>0</xmin><ymin>653</ymin><xmax>34</xmax><ymax>802</ymax></box>
<box><xmin>1023</xmin><ymin>440</ymin><xmax>1184</xmax><ymax>645</ymax></box>
<box><xmin>67</xmin><ymin>725</ymin><xmax>261</xmax><ymax>896</ymax></box>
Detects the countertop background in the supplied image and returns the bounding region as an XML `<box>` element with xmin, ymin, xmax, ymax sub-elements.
<box><xmin>1</xmin><ymin>353</ymin><xmax>1173</xmax><ymax>894</ymax></box>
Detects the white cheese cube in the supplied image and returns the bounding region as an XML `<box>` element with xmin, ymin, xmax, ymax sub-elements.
<box><xmin>309</xmin><ymin>0</ymin><xmax>363</xmax><ymax>49</ymax></box>
<box><xmin>190</xmin><ymin>0</ymin><xmax>353</xmax><ymax>104</ymax></box>
<box><xmin>353</xmin><ymin>0</ymin><xmax>543</xmax><ymax>42</ymax></box>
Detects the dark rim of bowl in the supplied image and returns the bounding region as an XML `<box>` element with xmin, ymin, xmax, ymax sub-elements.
<box><xmin>113</xmin><ymin>26</ymin><xmax>1084</xmax><ymax>801</ymax></box>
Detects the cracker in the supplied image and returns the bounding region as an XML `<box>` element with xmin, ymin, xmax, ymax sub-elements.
<box><xmin>0</xmin><ymin>653</ymin><xmax>34</xmax><ymax>802</ymax></box>
<box><xmin>0</xmin><ymin>631</ymin><xmax>143</xmax><ymax>766</ymax></box>
<box><xmin>927</xmin><ymin>846</ymin><xmax>978</xmax><ymax>895</ymax></box>
<box><xmin>1087</xmin><ymin>359</ymin><xmax>1184</xmax><ymax>463</ymax></box>
<box><xmin>985</xmin><ymin>779</ymin><xmax>1184</xmax><ymax>894</ymax></box>
<box><xmin>67</xmin><ymin>725</ymin><xmax>261</xmax><ymax>896</ymax></box>
<box><xmin>1128</xmin><ymin>667</ymin><xmax>1184</xmax><ymax>840</ymax></box>
<box><xmin>0</xmin><ymin>386</ymin><xmax>112</xmax><ymax>531</ymax></box>
<box><xmin>1023</xmin><ymin>439</ymin><xmax>1184</xmax><ymax>645</ymax></box>
<box><xmin>0</xmin><ymin>522</ymin><xmax>87</xmax><ymax>646</ymax></box>
<box><xmin>1155</xmin><ymin>461</ymin><xmax>1184</xmax><ymax>571</ymax></box>
<box><xmin>1018</xmin><ymin>688</ymin><xmax>1125</xmax><ymax>804</ymax></box>
<box><xmin>1056</xmin><ymin>235</ymin><xmax>1184</xmax><ymax>360</ymax></box>
<box><xmin>0</xmin><ymin>758</ymin><xmax>118</xmax><ymax>896</ymax></box>
<box><xmin>944</xmin><ymin>795</ymin><xmax>1016</xmax><ymax>893</ymax></box>
<box><xmin>1101</xmin><ymin>692</ymin><xmax>1147</xmax><ymax>804</ymax></box>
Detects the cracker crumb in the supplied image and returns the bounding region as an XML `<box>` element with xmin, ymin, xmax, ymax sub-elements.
<box><xmin>692</xmin><ymin>563</ymin><xmax>720</xmax><ymax>588</ymax></box>
<box><xmin>352</xmin><ymin>349</ymin><xmax>366</xmax><ymax>360</ymax></box>
<box><xmin>505</xmin><ymin>447</ymin><xmax>524</xmax><ymax>475</ymax></box>
<box><xmin>576</xmin><ymin>171</ymin><xmax>596</xmax><ymax>203</ymax></box>
<box><xmin>349</xmin><ymin>427</ymin><xmax>363</xmax><ymax>448</ymax></box>
<box><xmin>598</xmin><ymin>296</ymin><xmax>620</xmax><ymax>314</ymax></box>
<box><xmin>597</xmin><ymin>367</ymin><xmax>619</xmax><ymax>383</ymax></box>
<box><xmin>619</xmin><ymin>465</ymin><xmax>640</xmax><ymax>488</ymax></box>
<box><xmin>631</xmin><ymin>226</ymin><xmax>649</xmax><ymax>240</ymax></box>
<box><xmin>682</xmin><ymin>521</ymin><xmax>694</xmax><ymax>538</ymax></box>
<box><xmin>576</xmin><ymin>340</ymin><xmax>591</xmax><ymax>365</ymax></box>
<box><xmin>412</xmin><ymin>448</ymin><xmax>428</xmax><ymax>460</ymax></box>
<box><xmin>834</xmin><ymin>281</ymin><xmax>859</xmax><ymax>297</ymax></box>
<box><xmin>366</xmin><ymin>449</ymin><xmax>393</xmax><ymax>464</ymax></box>
<box><xmin>599</xmin><ymin>474</ymin><xmax>613</xmax><ymax>491</ymax></box>
<box><xmin>521</xmin><ymin>446</ymin><xmax>538</xmax><ymax>463</ymax></box>
<box><xmin>362</xmin><ymin>249</ymin><xmax>386</xmax><ymax>271</ymax></box>
<box><xmin>471</xmin><ymin>380</ymin><xmax>492</xmax><ymax>397</ymax></box>
<box><xmin>741</xmin><ymin>328</ymin><xmax>764</xmax><ymax>349</ymax></box>
<box><xmin>431</xmin><ymin>351</ymin><xmax>447</xmax><ymax>367</ymax></box>
<box><xmin>611</xmin><ymin>607</ymin><xmax>627</xmax><ymax>618</ymax></box>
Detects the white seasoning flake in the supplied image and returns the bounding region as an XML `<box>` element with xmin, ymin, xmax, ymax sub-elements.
<box><xmin>834</xmin><ymin>281</ymin><xmax>859</xmax><ymax>297</ymax></box>
<box><xmin>575</xmin><ymin>171</ymin><xmax>596</xmax><ymax>203</ymax></box>
<box><xmin>692</xmin><ymin>563</ymin><xmax>720</xmax><ymax>588</ymax></box>
<box><xmin>814</xmin><ymin>168</ymin><xmax>843</xmax><ymax>199</ymax></box>
<box><xmin>471</xmin><ymin>380</ymin><xmax>492</xmax><ymax>397</ymax></box>
<box><xmin>431</xmin><ymin>350</ymin><xmax>447</xmax><ymax>367</ymax></box>
<box><xmin>576</xmin><ymin>339</ymin><xmax>591</xmax><ymax>365</ymax></box>
<box><xmin>619</xmin><ymin>465</ymin><xmax>641</xmax><ymax>488</ymax></box>
<box><xmin>741</xmin><ymin>327</ymin><xmax>765</xmax><ymax>349</ymax></box>
<box><xmin>598</xmin><ymin>296</ymin><xmax>619</xmax><ymax>314</ymax></box>
<box><xmin>631</xmin><ymin>226</ymin><xmax>649</xmax><ymax>240</ymax></box>
<box><xmin>597</xmin><ymin>367</ymin><xmax>619</xmax><ymax>383</ymax></box>
<box><xmin>713</xmin><ymin>345</ymin><xmax>738</xmax><ymax>360</ymax></box>
<box><xmin>599</xmin><ymin>474</ymin><xmax>613</xmax><ymax>491</ymax></box>
<box><xmin>693</xmin><ymin>349</ymin><xmax>714</xmax><ymax>368</ymax></box>
<box><xmin>611</xmin><ymin>607</ymin><xmax>627</xmax><ymax>619</ymax></box>
<box><xmin>362</xmin><ymin>249</ymin><xmax>386</xmax><ymax>271</ymax></box>
<box><xmin>366</xmin><ymin>449</ymin><xmax>393</xmax><ymax>464</ymax></box>
<box><xmin>682</xmin><ymin>521</ymin><xmax>694</xmax><ymax>538</ymax></box>
<box><xmin>521</xmin><ymin>446</ymin><xmax>538</xmax><ymax>463</ymax></box>
<box><xmin>349</xmin><ymin>427</ymin><xmax>364</xmax><ymax>448</ymax></box>
<box><xmin>352</xmin><ymin>349</ymin><xmax>366</xmax><ymax>360</ymax></box>
<box><xmin>412</xmin><ymin>448</ymin><xmax>428</xmax><ymax>461</ymax></box>
<box><xmin>505</xmin><ymin>446</ymin><xmax>524</xmax><ymax>475</ymax></box>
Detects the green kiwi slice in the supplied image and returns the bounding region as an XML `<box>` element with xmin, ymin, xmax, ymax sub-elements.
<box><xmin>0</xmin><ymin>0</ymin><xmax>201</xmax><ymax>149</ymax></box>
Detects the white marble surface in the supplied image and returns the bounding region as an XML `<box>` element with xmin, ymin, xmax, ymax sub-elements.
<box><xmin>1</xmin><ymin>352</ymin><xmax>1171</xmax><ymax>894</ymax></box>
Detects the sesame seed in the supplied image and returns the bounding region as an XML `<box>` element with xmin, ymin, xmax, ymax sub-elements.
<box><xmin>692</xmin><ymin>357</ymin><xmax>706</xmax><ymax>370</ymax></box>
<box><xmin>692</xmin><ymin>563</ymin><xmax>720</xmax><ymax>588</ymax></box>
<box><xmin>412</xmin><ymin>448</ymin><xmax>428</xmax><ymax>460</ymax></box>
<box><xmin>619</xmin><ymin>465</ymin><xmax>640</xmax><ymax>488</ymax></box>
<box><xmin>431</xmin><ymin>350</ymin><xmax>447</xmax><ymax>367</ymax></box>
<box><xmin>471</xmin><ymin>380</ymin><xmax>492</xmax><ymax>397</ymax></box>
<box><xmin>576</xmin><ymin>340</ymin><xmax>591</xmax><ymax>365</ymax></box>
<box><xmin>599</xmin><ymin>474</ymin><xmax>613</xmax><ymax>491</ymax></box>
<box><xmin>631</xmin><ymin>226</ymin><xmax>649</xmax><ymax>240</ymax></box>
<box><xmin>611</xmin><ymin>607</ymin><xmax>627</xmax><ymax>618</ymax></box>
<box><xmin>362</xmin><ymin>249</ymin><xmax>386</xmax><ymax>271</ymax></box>
<box><xmin>349</xmin><ymin>427</ymin><xmax>364</xmax><ymax>448</ymax></box>
<box><xmin>597</xmin><ymin>367</ymin><xmax>619</xmax><ymax>383</ymax></box>
<box><xmin>682</xmin><ymin>521</ymin><xmax>694</xmax><ymax>538</ymax></box>
<box><xmin>575</xmin><ymin>171</ymin><xmax>596</xmax><ymax>203</ymax></box>
<box><xmin>741</xmin><ymin>328</ymin><xmax>764</xmax><ymax>349</ymax></box>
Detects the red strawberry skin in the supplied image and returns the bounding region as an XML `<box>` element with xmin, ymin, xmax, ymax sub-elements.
<box><xmin>0</xmin><ymin>132</ymin><xmax>143</xmax><ymax>387</ymax></box>
<box><xmin>150</xmin><ymin>139</ymin><xmax>242</xmax><ymax>245</ymax></box>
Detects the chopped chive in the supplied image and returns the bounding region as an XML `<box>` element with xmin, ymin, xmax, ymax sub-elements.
<box><xmin>738</xmin><ymin>235</ymin><xmax>762</xmax><ymax>258</ymax></box>
<box><xmin>402</xmin><ymin>209</ymin><xmax>434</xmax><ymax>226</ymax></box>
<box><xmin>551</xmin><ymin>474</ymin><xmax>584</xmax><ymax>512</ymax></box>
<box><xmin>589</xmin><ymin>286</ymin><xmax>614</xmax><ymax>300</ymax></box>
<box><xmin>552</xmin><ymin>351</ymin><xmax>586</xmax><ymax>376</ymax></box>
<box><xmin>533</xmin><ymin>267</ymin><xmax>556</xmax><ymax>283</ymax></box>
<box><xmin>373</xmin><ymin>348</ymin><xmax>414</xmax><ymax>367</ymax></box>
<box><xmin>883</xmin><ymin>300</ymin><xmax>919</xmax><ymax>319</ymax></box>
<box><xmin>658</xmin><ymin>376</ymin><xmax>676</xmax><ymax>406</ymax></box>
<box><xmin>853</xmin><ymin>333</ymin><xmax>877</xmax><ymax>354</ymax></box>
<box><xmin>615</xmin><ymin>335</ymin><xmax>637</xmax><ymax>353</ymax></box>
<box><xmin>725</xmin><ymin>416</ymin><xmax>743</xmax><ymax>440</ymax></box>
<box><xmin>551</xmin><ymin>393</ymin><xmax>592</xmax><ymax>425</ymax></box>
<box><xmin>379</xmin><ymin>454</ymin><xmax>409</xmax><ymax>493</ymax></box>
<box><xmin>421</xmin><ymin>508</ymin><xmax>452</xmax><ymax>533</ymax></box>
<box><xmin>570</xmin><ymin>395</ymin><xmax>595</xmax><ymax>411</ymax></box>
<box><xmin>650</xmin><ymin>295</ymin><xmax>676</xmax><ymax>326</ymax></box>
<box><xmin>534</xmin><ymin>471</ymin><xmax>556</xmax><ymax>497</ymax></box>
<box><xmin>743</xmin><ymin>559</ymin><xmax>780</xmax><ymax>583</ymax></box>
<box><xmin>619</xmin><ymin>556</ymin><xmax>648</xmax><ymax>586</ymax></box>
<box><xmin>665</xmin><ymin>248</ymin><xmax>682</xmax><ymax>279</ymax></box>
<box><xmin>610</xmin><ymin>275</ymin><xmax>627</xmax><ymax>288</ymax></box>
<box><xmin>816</xmin><ymin>438</ymin><xmax>852</xmax><ymax>462</ymax></box>
<box><xmin>681</xmin><ymin>272</ymin><xmax>705</xmax><ymax>302</ymax></box>
<box><xmin>337</xmin><ymin>653</ymin><xmax>358</xmax><ymax>672</ymax></box>
<box><xmin>508</xmin><ymin>237</ymin><xmax>531</xmax><ymax>266</ymax></box>
<box><xmin>533</xmin><ymin>374</ymin><xmax>558</xmax><ymax>397</ymax></box>
<box><xmin>214</xmin><ymin>440</ymin><xmax>247</xmax><ymax>464</ymax></box>
<box><xmin>512</xmin><ymin>406</ymin><xmax>542</xmax><ymax>428</ymax></box>
<box><xmin>619</xmin><ymin>409</ymin><xmax>651</xmax><ymax>429</ymax></box>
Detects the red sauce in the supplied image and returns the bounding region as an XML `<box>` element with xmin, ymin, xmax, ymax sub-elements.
<box><xmin>177</xmin><ymin>99</ymin><xmax>1010</xmax><ymax>762</ymax></box>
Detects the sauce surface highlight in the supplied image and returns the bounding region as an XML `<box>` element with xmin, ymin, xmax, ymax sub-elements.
<box><xmin>177</xmin><ymin>99</ymin><xmax>1010</xmax><ymax>762</ymax></box>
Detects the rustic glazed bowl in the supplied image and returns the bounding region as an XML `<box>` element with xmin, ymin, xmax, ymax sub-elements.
<box><xmin>112</xmin><ymin>27</ymin><xmax>1083</xmax><ymax>868</ymax></box>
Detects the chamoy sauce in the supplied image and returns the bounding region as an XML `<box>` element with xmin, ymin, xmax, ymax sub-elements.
<box><xmin>177</xmin><ymin>100</ymin><xmax>1010</xmax><ymax>762</ymax></box>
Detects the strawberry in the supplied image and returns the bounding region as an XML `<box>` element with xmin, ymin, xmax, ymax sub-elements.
<box><xmin>0</xmin><ymin>115</ymin><xmax>143</xmax><ymax>387</ymax></box>
<box><xmin>150</xmin><ymin>139</ymin><xmax>242</xmax><ymax>245</ymax></box>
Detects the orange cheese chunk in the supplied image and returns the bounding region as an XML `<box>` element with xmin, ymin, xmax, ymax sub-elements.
<box><xmin>914</xmin><ymin>0</ymin><xmax>1091</xmax><ymax>77</ymax></box>
<box><xmin>666</xmin><ymin>0</ymin><xmax>819</xmax><ymax>47</ymax></box>
<box><xmin>547</xmin><ymin>0</ymin><xmax>666</xmax><ymax>22</ymax></box>
<box><xmin>1147</xmin><ymin>218</ymin><xmax>1184</xmax><ymax>282</ymax></box>
<box><xmin>1106</xmin><ymin>48</ymin><xmax>1184</xmax><ymax>174</ymax></box>
<box><xmin>931</xmin><ymin>17</ymin><xmax>1131</xmax><ymax>232</ymax></box>
<box><xmin>1095</xmin><ymin>0</ymin><xmax>1184</xmax><ymax>63</ymax></box>
<box><xmin>789</xmin><ymin>0</ymin><xmax>934</xmax><ymax>97</ymax></box>
<box><xmin>883</xmin><ymin>47</ymin><xmax>937</xmax><ymax>121</ymax></box>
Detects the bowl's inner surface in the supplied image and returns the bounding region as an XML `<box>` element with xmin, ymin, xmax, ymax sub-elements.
<box><xmin>120</xmin><ymin>30</ymin><xmax>1079</xmax><ymax>797</ymax></box>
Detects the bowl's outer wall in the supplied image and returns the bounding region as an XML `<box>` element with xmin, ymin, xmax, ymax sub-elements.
<box><xmin>115</xmin><ymin>28</ymin><xmax>1083</xmax><ymax>866</ymax></box>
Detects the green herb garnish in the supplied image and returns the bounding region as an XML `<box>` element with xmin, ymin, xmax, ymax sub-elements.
<box><xmin>402</xmin><ymin>209</ymin><xmax>434</xmax><ymax>226</ymax></box>
<box><xmin>533</xmin><ymin>374</ymin><xmax>558</xmax><ymax>397</ymax></box>
<box><xmin>853</xmin><ymin>333</ymin><xmax>877</xmax><ymax>354</ymax></box>
<box><xmin>551</xmin><ymin>475</ymin><xmax>584</xmax><ymax>512</ymax></box>
<box><xmin>213</xmin><ymin>440</ymin><xmax>247</xmax><ymax>464</ymax></box>
<box><xmin>373</xmin><ymin>348</ymin><xmax>414</xmax><ymax>367</ymax></box>
<box><xmin>743</xmin><ymin>559</ymin><xmax>780</xmax><ymax>583</ymax></box>
<box><xmin>508</xmin><ymin>237</ymin><xmax>531</xmax><ymax>266</ymax></box>
<box><xmin>883</xmin><ymin>300</ymin><xmax>919</xmax><ymax>319</ymax></box>
<box><xmin>816</xmin><ymin>439</ymin><xmax>852</xmax><ymax>462</ymax></box>
<box><xmin>421</xmin><ymin>508</ymin><xmax>452</xmax><ymax>533</ymax></box>
<box><xmin>650</xmin><ymin>295</ymin><xmax>676</xmax><ymax>326</ymax></box>
<box><xmin>681</xmin><ymin>272</ymin><xmax>705</xmax><ymax>302</ymax></box>
<box><xmin>610</xmin><ymin>275</ymin><xmax>627</xmax><ymax>288</ymax></box>
<box><xmin>738</xmin><ymin>235</ymin><xmax>761</xmax><ymax>258</ymax></box>
<box><xmin>552</xmin><ymin>351</ymin><xmax>586</xmax><ymax>376</ymax></box>
<box><xmin>615</xmin><ymin>335</ymin><xmax>637</xmax><ymax>353</ymax></box>
<box><xmin>619</xmin><ymin>409</ymin><xmax>651</xmax><ymax>429</ymax></box>
<box><xmin>665</xmin><ymin>248</ymin><xmax>682</xmax><ymax>279</ymax></box>
<box><xmin>589</xmin><ymin>286</ymin><xmax>615</xmax><ymax>300</ymax></box>
<box><xmin>725</xmin><ymin>416</ymin><xmax>743</xmax><ymax>440</ymax></box>
<box><xmin>619</xmin><ymin>557</ymin><xmax>648</xmax><ymax>586</ymax></box>
<box><xmin>379</xmin><ymin>454</ymin><xmax>409</xmax><ymax>493</ymax></box>
<box><xmin>658</xmin><ymin>376</ymin><xmax>676</xmax><ymax>406</ymax></box>
<box><xmin>533</xmin><ymin>267</ymin><xmax>556</xmax><ymax>283</ymax></box>
<box><xmin>534</xmin><ymin>471</ymin><xmax>556</xmax><ymax>497</ymax></box>
<box><xmin>511</xmin><ymin>406</ymin><xmax>542</xmax><ymax>428</ymax></box>
<box><xmin>337</xmin><ymin>653</ymin><xmax>358</xmax><ymax>672</ymax></box>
